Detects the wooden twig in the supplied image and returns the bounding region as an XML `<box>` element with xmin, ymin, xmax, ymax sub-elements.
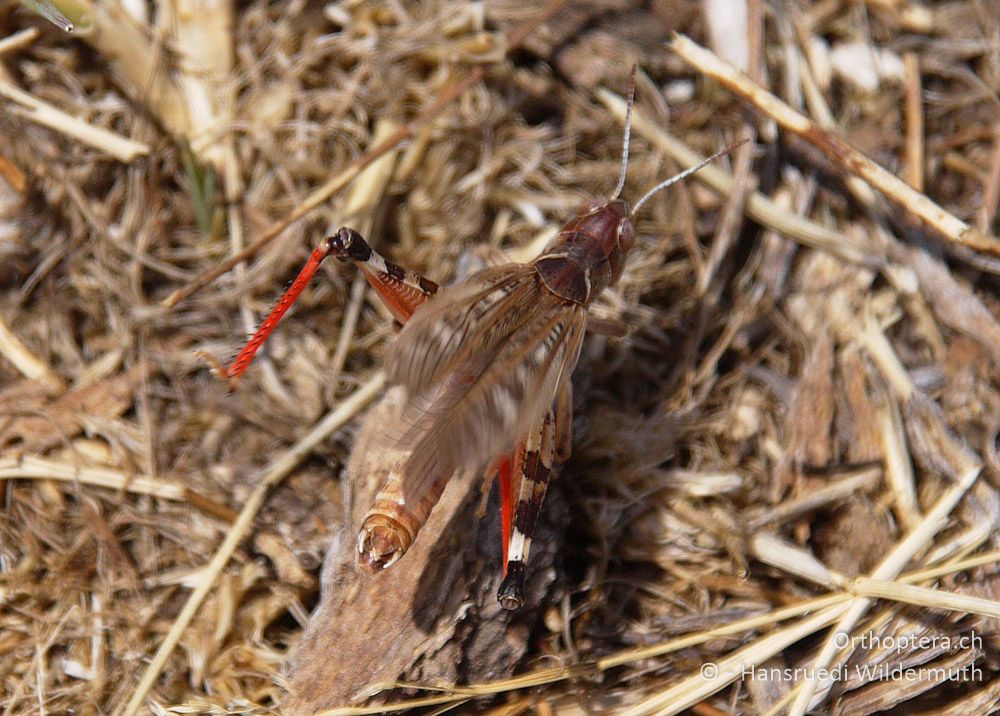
<box><xmin>0</xmin><ymin>314</ymin><xmax>66</xmax><ymax>392</ymax></box>
<box><xmin>750</xmin><ymin>532</ymin><xmax>842</xmax><ymax>588</ymax></box>
<box><xmin>670</xmin><ymin>34</ymin><xmax>1000</xmax><ymax>259</ymax></box>
<box><xmin>0</xmin><ymin>455</ymin><xmax>237</xmax><ymax>521</ymax></box>
<box><xmin>743</xmin><ymin>465</ymin><xmax>882</xmax><ymax>531</ymax></box>
<box><xmin>850</xmin><ymin>577</ymin><xmax>1000</xmax><ymax>618</ymax></box>
<box><xmin>695</xmin><ymin>0</ymin><xmax>762</xmax><ymax>296</ymax></box>
<box><xmin>0</xmin><ymin>26</ymin><xmax>40</xmax><ymax>55</ymax></box>
<box><xmin>876</xmin><ymin>392</ymin><xmax>920</xmax><ymax>531</ymax></box>
<box><xmin>903</xmin><ymin>52</ymin><xmax>924</xmax><ymax>192</ymax></box>
<box><xmin>0</xmin><ymin>455</ymin><xmax>184</xmax><ymax>500</ymax></box>
<box><xmin>0</xmin><ymin>80</ymin><xmax>149</xmax><ymax>162</ymax></box>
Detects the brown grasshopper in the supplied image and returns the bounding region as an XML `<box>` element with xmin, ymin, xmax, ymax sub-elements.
<box><xmin>219</xmin><ymin>74</ymin><xmax>743</xmax><ymax>609</ymax></box>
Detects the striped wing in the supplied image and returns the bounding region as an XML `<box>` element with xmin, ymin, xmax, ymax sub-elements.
<box><xmin>380</xmin><ymin>263</ymin><xmax>587</xmax><ymax>513</ymax></box>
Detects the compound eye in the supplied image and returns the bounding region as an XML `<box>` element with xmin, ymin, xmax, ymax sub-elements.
<box><xmin>576</xmin><ymin>198</ymin><xmax>605</xmax><ymax>215</ymax></box>
<box><xmin>617</xmin><ymin>221</ymin><xmax>635</xmax><ymax>253</ymax></box>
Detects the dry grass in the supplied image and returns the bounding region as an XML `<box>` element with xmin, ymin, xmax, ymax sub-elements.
<box><xmin>3</xmin><ymin>1</ymin><xmax>1000</xmax><ymax>714</ymax></box>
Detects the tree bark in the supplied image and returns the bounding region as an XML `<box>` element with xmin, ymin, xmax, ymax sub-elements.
<box><xmin>283</xmin><ymin>387</ymin><xmax>566</xmax><ymax>713</ymax></box>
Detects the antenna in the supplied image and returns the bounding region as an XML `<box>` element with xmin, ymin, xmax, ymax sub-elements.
<box><xmin>630</xmin><ymin>138</ymin><xmax>750</xmax><ymax>217</ymax></box>
<box><xmin>609</xmin><ymin>65</ymin><xmax>637</xmax><ymax>201</ymax></box>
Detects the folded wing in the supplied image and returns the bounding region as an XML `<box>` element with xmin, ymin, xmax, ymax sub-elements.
<box><xmin>381</xmin><ymin>264</ymin><xmax>587</xmax><ymax>513</ymax></box>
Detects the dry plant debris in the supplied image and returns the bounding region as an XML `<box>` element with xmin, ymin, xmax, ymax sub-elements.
<box><xmin>2</xmin><ymin>1</ymin><xmax>1000</xmax><ymax>714</ymax></box>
